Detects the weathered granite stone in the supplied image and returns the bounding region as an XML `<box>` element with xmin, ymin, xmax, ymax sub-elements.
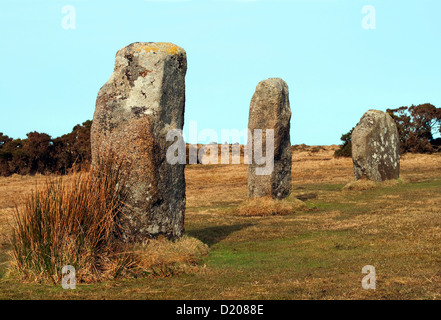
<box><xmin>352</xmin><ymin>109</ymin><xmax>400</xmax><ymax>181</ymax></box>
<box><xmin>248</xmin><ymin>78</ymin><xmax>292</xmax><ymax>199</ymax></box>
<box><xmin>91</xmin><ymin>42</ymin><xmax>187</xmax><ymax>242</ymax></box>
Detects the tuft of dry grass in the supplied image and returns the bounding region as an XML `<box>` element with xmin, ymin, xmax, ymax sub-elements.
<box><xmin>7</xmin><ymin>157</ymin><xmax>209</xmax><ymax>284</ymax></box>
<box><xmin>128</xmin><ymin>235</ymin><xmax>209</xmax><ymax>277</ymax></box>
<box><xmin>237</xmin><ymin>197</ymin><xmax>307</xmax><ymax>217</ymax></box>
<box><xmin>9</xmin><ymin>158</ymin><xmax>131</xmax><ymax>283</ymax></box>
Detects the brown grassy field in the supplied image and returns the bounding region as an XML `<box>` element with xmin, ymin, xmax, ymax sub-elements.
<box><xmin>1</xmin><ymin>145</ymin><xmax>441</xmax><ymax>299</ymax></box>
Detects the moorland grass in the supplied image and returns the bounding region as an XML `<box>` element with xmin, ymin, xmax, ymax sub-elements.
<box><xmin>7</xmin><ymin>159</ymin><xmax>208</xmax><ymax>284</ymax></box>
<box><xmin>237</xmin><ymin>196</ymin><xmax>307</xmax><ymax>217</ymax></box>
<box><xmin>1</xmin><ymin>148</ymin><xmax>441</xmax><ymax>299</ymax></box>
<box><xmin>9</xmin><ymin>159</ymin><xmax>131</xmax><ymax>282</ymax></box>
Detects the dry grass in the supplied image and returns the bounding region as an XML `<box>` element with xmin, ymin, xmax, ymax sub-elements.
<box><xmin>184</xmin><ymin>145</ymin><xmax>351</xmax><ymax>210</ymax></box>
<box><xmin>0</xmin><ymin>174</ymin><xmax>43</xmax><ymax>247</ymax></box>
<box><xmin>128</xmin><ymin>235</ymin><xmax>209</xmax><ymax>276</ymax></box>
<box><xmin>7</xmin><ymin>159</ymin><xmax>208</xmax><ymax>284</ymax></box>
<box><xmin>2</xmin><ymin>146</ymin><xmax>441</xmax><ymax>299</ymax></box>
<box><xmin>9</xmin><ymin>160</ymin><xmax>130</xmax><ymax>283</ymax></box>
<box><xmin>237</xmin><ymin>197</ymin><xmax>307</xmax><ymax>217</ymax></box>
<box><xmin>185</xmin><ymin>164</ymin><xmax>248</xmax><ymax>209</ymax></box>
<box><xmin>184</xmin><ymin>145</ymin><xmax>441</xmax><ymax>212</ymax></box>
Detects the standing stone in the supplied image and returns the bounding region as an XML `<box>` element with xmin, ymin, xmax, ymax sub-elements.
<box><xmin>248</xmin><ymin>78</ymin><xmax>292</xmax><ymax>199</ymax></box>
<box><xmin>352</xmin><ymin>109</ymin><xmax>400</xmax><ymax>181</ymax></box>
<box><xmin>91</xmin><ymin>42</ymin><xmax>187</xmax><ymax>242</ymax></box>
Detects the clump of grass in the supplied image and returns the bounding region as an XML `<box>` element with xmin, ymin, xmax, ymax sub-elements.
<box><xmin>128</xmin><ymin>235</ymin><xmax>209</xmax><ymax>277</ymax></box>
<box><xmin>342</xmin><ymin>178</ymin><xmax>404</xmax><ymax>191</ymax></box>
<box><xmin>9</xmin><ymin>157</ymin><xmax>209</xmax><ymax>283</ymax></box>
<box><xmin>9</xmin><ymin>158</ymin><xmax>131</xmax><ymax>283</ymax></box>
<box><xmin>237</xmin><ymin>197</ymin><xmax>306</xmax><ymax>217</ymax></box>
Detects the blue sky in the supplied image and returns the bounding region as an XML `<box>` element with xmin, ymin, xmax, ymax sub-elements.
<box><xmin>1</xmin><ymin>0</ymin><xmax>440</xmax><ymax>145</ymax></box>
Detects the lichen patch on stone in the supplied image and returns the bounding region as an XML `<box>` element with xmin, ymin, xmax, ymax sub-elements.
<box><xmin>133</xmin><ymin>42</ymin><xmax>181</xmax><ymax>55</ymax></box>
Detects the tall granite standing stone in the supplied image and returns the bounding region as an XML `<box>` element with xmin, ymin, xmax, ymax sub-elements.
<box><xmin>352</xmin><ymin>109</ymin><xmax>400</xmax><ymax>181</ymax></box>
<box><xmin>91</xmin><ymin>42</ymin><xmax>187</xmax><ymax>242</ymax></box>
<box><xmin>248</xmin><ymin>78</ymin><xmax>292</xmax><ymax>199</ymax></box>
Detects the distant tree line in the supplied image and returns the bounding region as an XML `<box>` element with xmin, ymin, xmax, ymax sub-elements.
<box><xmin>3</xmin><ymin>104</ymin><xmax>440</xmax><ymax>175</ymax></box>
<box><xmin>335</xmin><ymin>103</ymin><xmax>441</xmax><ymax>157</ymax></box>
<box><xmin>0</xmin><ymin>120</ymin><xmax>92</xmax><ymax>176</ymax></box>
